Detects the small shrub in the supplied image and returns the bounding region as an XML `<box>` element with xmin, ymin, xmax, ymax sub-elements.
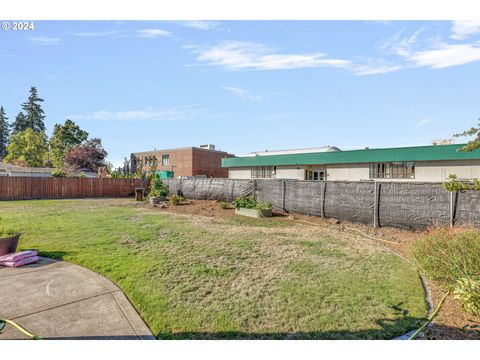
<box><xmin>443</xmin><ymin>174</ymin><xmax>478</xmax><ymax>192</ymax></box>
<box><xmin>51</xmin><ymin>168</ymin><xmax>67</xmax><ymax>177</ymax></box>
<box><xmin>412</xmin><ymin>228</ymin><xmax>480</xmax><ymax>316</ymax></box>
<box><xmin>170</xmin><ymin>195</ymin><xmax>185</xmax><ymax>206</ymax></box>
<box><xmin>0</xmin><ymin>223</ymin><xmax>19</xmax><ymax>238</ymax></box>
<box><xmin>233</xmin><ymin>196</ymin><xmax>272</xmax><ymax>210</ymax></box>
<box><xmin>148</xmin><ymin>175</ymin><xmax>169</xmax><ymax>199</ymax></box>
<box><xmin>219</xmin><ymin>201</ymin><xmax>232</xmax><ymax>209</ymax></box>
<box><xmin>454</xmin><ymin>277</ymin><xmax>480</xmax><ymax>316</ymax></box>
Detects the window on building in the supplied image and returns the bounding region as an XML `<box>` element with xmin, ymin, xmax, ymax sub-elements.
<box><xmin>369</xmin><ymin>161</ymin><xmax>415</xmax><ymax>179</ymax></box>
<box><xmin>162</xmin><ymin>154</ymin><xmax>169</xmax><ymax>166</ymax></box>
<box><xmin>305</xmin><ymin>170</ymin><xmax>325</xmax><ymax>181</ymax></box>
<box><xmin>251</xmin><ymin>166</ymin><xmax>276</xmax><ymax>178</ymax></box>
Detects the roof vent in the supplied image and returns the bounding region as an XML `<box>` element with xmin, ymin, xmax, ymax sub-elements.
<box><xmin>199</xmin><ymin>144</ymin><xmax>216</xmax><ymax>150</ymax></box>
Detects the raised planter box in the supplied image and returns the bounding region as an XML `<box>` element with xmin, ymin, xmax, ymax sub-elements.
<box><xmin>0</xmin><ymin>234</ymin><xmax>20</xmax><ymax>256</ymax></box>
<box><xmin>150</xmin><ymin>196</ymin><xmax>167</xmax><ymax>206</ymax></box>
<box><xmin>235</xmin><ymin>207</ymin><xmax>272</xmax><ymax>218</ymax></box>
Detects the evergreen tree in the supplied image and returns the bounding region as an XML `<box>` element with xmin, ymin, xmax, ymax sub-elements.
<box><xmin>0</xmin><ymin>106</ymin><xmax>9</xmax><ymax>158</ymax></box>
<box><xmin>21</xmin><ymin>86</ymin><xmax>46</xmax><ymax>134</ymax></box>
<box><xmin>11</xmin><ymin>112</ymin><xmax>28</xmax><ymax>134</ymax></box>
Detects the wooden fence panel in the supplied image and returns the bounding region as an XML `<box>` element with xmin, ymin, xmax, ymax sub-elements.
<box><xmin>0</xmin><ymin>177</ymin><xmax>144</xmax><ymax>201</ymax></box>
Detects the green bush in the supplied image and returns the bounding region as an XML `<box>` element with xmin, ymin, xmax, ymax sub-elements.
<box><xmin>51</xmin><ymin>168</ymin><xmax>67</xmax><ymax>177</ymax></box>
<box><xmin>454</xmin><ymin>277</ymin><xmax>480</xmax><ymax>316</ymax></box>
<box><xmin>412</xmin><ymin>228</ymin><xmax>480</xmax><ymax>316</ymax></box>
<box><xmin>0</xmin><ymin>219</ymin><xmax>18</xmax><ymax>237</ymax></box>
<box><xmin>148</xmin><ymin>175</ymin><xmax>169</xmax><ymax>199</ymax></box>
<box><xmin>219</xmin><ymin>201</ymin><xmax>232</xmax><ymax>209</ymax></box>
<box><xmin>170</xmin><ymin>195</ymin><xmax>185</xmax><ymax>206</ymax></box>
<box><xmin>233</xmin><ymin>196</ymin><xmax>272</xmax><ymax>210</ymax></box>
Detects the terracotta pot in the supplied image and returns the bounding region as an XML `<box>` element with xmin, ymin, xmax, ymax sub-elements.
<box><xmin>0</xmin><ymin>233</ymin><xmax>20</xmax><ymax>256</ymax></box>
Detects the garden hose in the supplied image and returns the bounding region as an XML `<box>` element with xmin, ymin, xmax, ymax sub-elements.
<box><xmin>408</xmin><ymin>291</ymin><xmax>450</xmax><ymax>340</ymax></box>
<box><xmin>0</xmin><ymin>318</ymin><xmax>41</xmax><ymax>340</ymax></box>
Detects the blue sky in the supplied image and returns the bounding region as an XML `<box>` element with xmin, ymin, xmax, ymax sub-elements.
<box><xmin>1</xmin><ymin>20</ymin><xmax>480</xmax><ymax>166</ymax></box>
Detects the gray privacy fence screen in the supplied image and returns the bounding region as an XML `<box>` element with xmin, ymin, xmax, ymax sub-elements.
<box><xmin>162</xmin><ymin>178</ymin><xmax>480</xmax><ymax>229</ymax></box>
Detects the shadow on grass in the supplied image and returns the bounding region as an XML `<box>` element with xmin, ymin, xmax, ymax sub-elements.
<box><xmin>154</xmin><ymin>318</ymin><xmax>476</xmax><ymax>340</ymax></box>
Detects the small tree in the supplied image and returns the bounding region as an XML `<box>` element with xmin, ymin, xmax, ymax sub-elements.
<box><xmin>49</xmin><ymin>119</ymin><xmax>89</xmax><ymax>168</ymax></box>
<box><xmin>11</xmin><ymin>112</ymin><xmax>28</xmax><ymax>134</ymax></box>
<box><xmin>4</xmin><ymin>128</ymin><xmax>48</xmax><ymax>167</ymax></box>
<box><xmin>21</xmin><ymin>86</ymin><xmax>46</xmax><ymax>134</ymax></box>
<box><xmin>64</xmin><ymin>138</ymin><xmax>107</xmax><ymax>172</ymax></box>
<box><xmin>0</xmin><ymin>106</ymin><xmax>9</xmax><ymax>158</ymax></box>
<box><xmin>455</xmin><ymin>118</ymin><xmax>480</xmax><ymax>152</ymax></box>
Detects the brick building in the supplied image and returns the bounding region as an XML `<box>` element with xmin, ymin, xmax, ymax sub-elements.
<box><xmin>130</xmin><ymin>144</ymin><xmax>234</xmax><ymax>178</ymax></box>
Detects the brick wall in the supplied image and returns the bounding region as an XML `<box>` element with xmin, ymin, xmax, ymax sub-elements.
<box><xmin>131</xmin><ymin>147</ymin><xmax>233</xmax><ymax>178</ymax></box>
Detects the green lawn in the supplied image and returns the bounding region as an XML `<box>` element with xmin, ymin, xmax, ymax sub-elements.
<box><xmin>0</xmin><ymin>199</ymin><xmax>426</xmax><ymax>339</ymax></box>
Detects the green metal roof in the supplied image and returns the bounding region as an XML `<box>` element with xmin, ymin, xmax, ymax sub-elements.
<box><xmin>222</xmin><ymin>144</ymin><xmax>480</xmax><ymax>168</ymax></box>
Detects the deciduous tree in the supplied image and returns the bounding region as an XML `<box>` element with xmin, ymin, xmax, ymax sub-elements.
<box><xmin>49</xmin><ymin>119</ymin><xmax>89</xmax><ymax>168</ymax></box>
<box><xmin>455</xmin><ymin>118</ymin><xmax>480</xmax><ymax>151</ymax></box>
<box><xmin>4</xmin><ymin>128</ymin><xmax>48</xmax><ymax>167</ymax></box>
<box><xmin>64</xmin><ymin>138</ymin><xmax>107</xmax><ymax>172</ymax></box>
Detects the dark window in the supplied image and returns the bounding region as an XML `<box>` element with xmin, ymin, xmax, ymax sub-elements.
<box><xmin>369</xmin><ymin>161</ymin><xmax>415</xmax><ymax>179</ymax></box>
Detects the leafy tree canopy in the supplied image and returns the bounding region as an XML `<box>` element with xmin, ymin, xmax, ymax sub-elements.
<box><xmin>455</xmin><ymin>118</ymin><xmax>480</xmax><ymax>152</ymax></box>
<box><xmin>49</xmin><ymin>119</ymin><xmax>89</xmax><ymax>168</ymax></box>
<box><xmin>64</xmin><ymin>138</ymin><xmax>107</xmax><ymax>173</ymax></box>
<box><xmin>4</xmin><ymin>128</ymin><xmax>48</xmax><ymax>167</ymax></box>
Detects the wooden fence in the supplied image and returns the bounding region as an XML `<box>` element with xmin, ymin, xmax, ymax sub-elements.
<box><xmin>0</xmin><ymin>177</ymin><xmax>146</xmax><ymax>201</ymax></box>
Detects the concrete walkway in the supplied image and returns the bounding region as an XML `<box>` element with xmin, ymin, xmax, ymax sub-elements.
<box><xmin>0</xmin><ymin>257</ymin><xmax>154</xmax><ymax>340</ymax></box>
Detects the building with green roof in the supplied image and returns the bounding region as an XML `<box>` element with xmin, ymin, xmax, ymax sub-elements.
<box><xmin>221</xmin><ymin>144</ymin><xmax>480</xmax><ymax>182</ymax></box>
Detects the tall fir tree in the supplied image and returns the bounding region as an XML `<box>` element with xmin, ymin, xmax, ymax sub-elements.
<box><xmin>0</xmin><ymin>106</ymin><xmax>9</xmax><ymax>158</ymax></box>
<box><xmin>21</xmin><ymin>86</ymin><xmax>46</xmax><ymax>134</ymax></box>
<box><xmin>11</xmin><ymin>112</ymin><xmax>28</xmax><ymax>134</ymax></box>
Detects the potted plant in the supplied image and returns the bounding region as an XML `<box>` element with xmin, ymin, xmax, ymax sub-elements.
<box><xmin>233</xmin><ymin>196</ymin><xmax>273</xmax><ymax>218</ymax></box>
<box><xmin>0</xmin><ymin>225</ymin><xmax>20</xmax><ymax>257</ymax></box>
<box><xmin>148</xmin><ymin>175</ymin><xmax>169</xmax><ymax>205</ymax></box>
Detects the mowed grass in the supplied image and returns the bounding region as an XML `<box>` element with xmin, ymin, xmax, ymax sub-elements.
<box><xmin>0</xmin><ymin>199</ymin><xmax>426</xmax><ymax>339</ymax></box>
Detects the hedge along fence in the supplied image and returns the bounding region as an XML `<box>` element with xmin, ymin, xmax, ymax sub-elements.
<box><xmin>0</xmin><ymin>177</ymin><xmax>145</xmax><ymax>200</ymax></box>
<box><xmin>162</xmin><ymin>178</ymin><xmax>480</xmax><ymax>230</ymax></box>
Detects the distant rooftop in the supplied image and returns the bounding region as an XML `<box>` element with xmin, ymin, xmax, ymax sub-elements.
<box><xmin>222</xmin><ymin>143</ymin><xmax>480</xmax><ymax>168</ymax></box>
<box><xmin>241</xmin><ymin>146</ymin><xmax>341</xmax><ymax>157</ymax></box>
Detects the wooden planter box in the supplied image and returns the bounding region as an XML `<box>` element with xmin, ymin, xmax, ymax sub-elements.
<box><xmin>235</xmin><ymin>207</ymin><xmax>272</xmax><ymax>218</ymax></box>
<box><xmin>0</xmin><ymin>234</ymin><xmax>20</xmax><ymax>256</ymax></box>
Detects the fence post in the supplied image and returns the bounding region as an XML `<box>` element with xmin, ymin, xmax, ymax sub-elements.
<box><xmin>281</xmin><ymin>180</ymin><xmax>286</xmax><ymax>212</ymax></box>
<box><xmin>320</xmin><ymin>181</ymin><xmax>326</xmax><ymax>218</ymax></box>
<box><xmin>373</xmin><ymin>181</ymin><xmax>380</xmax><ymax>228</ymax></box>
<box><xmin>253</xmin><ymin>179</ymin><xmax>257</xmax><ymax>200</ymax></box>
<box><xmin>449</xmin><ymin>191</ymin><xmax>457</xmax><ymax>228</ymax></box>
<box><xmin>179</xmin><ymin>178</ymin><xmax>183</xmax><ymax>196</ymax></box>
<box><xmin>193</xmin><ymin>178</ymin><xmax>196</xmax><ymax>200</ymax></box>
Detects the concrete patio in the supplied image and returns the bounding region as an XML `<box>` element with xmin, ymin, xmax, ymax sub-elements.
<box><xmin>0</xmin><ymin>257</ymin><xmax>154</xmax><ymax>340</ymax></box>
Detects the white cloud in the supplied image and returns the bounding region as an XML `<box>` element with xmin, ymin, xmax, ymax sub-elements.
<box><xmin>450</xmin><ymin>20</ymin><xmax>480</xmax><ymax>40</ymax></box>
<box><xmin>29</xmin><ymin>36</ymin><xmax>61</xmax><ymax>45</ymax></box>
<box><xmin>75</xmin><ymin>30</ymin><xmax>119</xmax><ymax>37</ymax></box>
<box><xmin>135</xmin><ymin>29</ymin><xmax>172</xmax><ymax>38</ymax></box>
<box><xmin>417</xmin><ymin>118</ymin><xmax>433</xmax><ymax>126</ymax></box>
<box><xmin>408</xmin><ymin>43</ymin><xmax>480</xmax><ymax>69</ymax></box>
<box><xmin>177</xmin><ymin>21</ymin><xmax>218</xmax><ymax>30</ymax></box>
<box><xmin>188</xmin><ymin>41</ymin><xmax>403</xmax><ymax>76</ymax></box>
<box><xmin>382</xmin><ymin>28</ymin><xmax>480</xmax><ymax>69</ymax></box>
<box><xmin>69</xmin><ymin>106</ymin><xmax>207</xmax><ymax>121</ymax></box>
<box><xmin>190</xmin><ymin>41</ymin><xmax>351</xmax><ymax>71</ymax></box>
<box><xmin>222</xmin><ymin>86</ymin><xmax>263</xmax><ymax>101</ymax></box>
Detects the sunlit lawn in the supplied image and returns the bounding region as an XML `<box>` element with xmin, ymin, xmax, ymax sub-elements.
<box><xmin>0</xmin><ymin>198</ymin><xmax>426</xmax><ymax>339</ymax></box>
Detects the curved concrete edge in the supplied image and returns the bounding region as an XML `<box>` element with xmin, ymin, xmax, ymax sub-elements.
<box><xmin>0</xmin><ymin>257</ymin><xmax>155</xmax><ymax>340</ymax></box>
<box><xmin>393</xmin><ymin>273</ymin><xmax>434</xmax><ymax>340</ymax></box>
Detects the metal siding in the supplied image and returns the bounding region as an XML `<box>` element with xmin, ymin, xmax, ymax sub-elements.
<box><xmin>222</xmin><ymin>144</ymin><xmax>480</xmax><ymax>167</ymax></box>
